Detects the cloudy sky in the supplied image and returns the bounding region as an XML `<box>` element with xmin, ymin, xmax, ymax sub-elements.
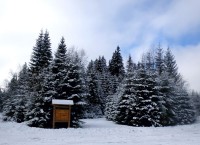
<box><xmin>0</xmin><ymin>0</ymin><xmax>200</xmax><ymax>92</ymax></box>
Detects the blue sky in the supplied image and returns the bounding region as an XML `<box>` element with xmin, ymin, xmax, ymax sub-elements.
<box><xmin>0</xmin><ymin>0</ymin><xmax>200</xmax><ymax>91</ymax></box>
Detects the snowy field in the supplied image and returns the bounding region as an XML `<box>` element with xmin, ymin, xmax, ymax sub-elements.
<box><xmin>0</xmin><ymin>115</ymin><xmax>200</xmax><ymax>145</ymax></box>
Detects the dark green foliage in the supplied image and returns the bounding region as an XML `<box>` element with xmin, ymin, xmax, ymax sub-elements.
<box><xmin>0</xmin><ymin>89</ymin><xmax>4</xmax><ymax>112</ymax></box>
<box><xmin>2</xmin><ymin>74</ymin><xmax>18</xmax><ymax>121</ymax></box>
<box><xmin>26</xmin><ymin>92</ymin><xmax>51</xmax><ymax>128</ymax></box>
<box><xmin>51</xmin><ymin>37</ymin><xmax>68</xmax><ymax>99</ymax></box>
<box><xmin>115</xmin><ymin>55</ymin><xmax>136</xmax><ymax>124</ymax></box>
<box><xmin>174</xmin><ymin>81</ymin><xmax>196</xmax><ymax>124</ymax></box>
<box><xmin>155</xmin><ymin>46</ymin><xmax>165</xmax><ymax>75</ymax></box>
<box><xmin>25</xmin><ymin>31</ymin><xmax>53</xmax><ymax>127</ymax></box>
<box><xmin>30</xmin><ymin>30</ymin><xmax>52</xmax><ymax>74</ymax></box>
<box><xmin>85</xmin><ymin>56</ymin><xmax>113</xmax><ymax>118</ymax></box>
<box><xmin>26</xmin><ymin>68</ymin><xmax>53</xmax><ymax>128</ymax></box>
<box><xmin>105</xmin><ymin>86</ymin><xmax>124</xmax><ymax>121</ymax></box>
<box><xmin>85</xmin><ymin>61</ymin><xmax>103</xmax><ymax>118</ymax></box>
<box><xmin>2</xmin><ymin>64</ymin><xmax>30</xmax><ymax>123</ymax></box>
<box><xmin>156</xmin><ymin>72</ymin><xmax>177</xmax><ymax>125</ymax></box>
<box><xmin>13</xmin><ymin>63</ymin><xmax>30</xmax><ymax>123</ymax></box>
<box><xmin>116</xmin><ymin>64</ymin><xmax>162</xmax><ymax>127</ymax></box>
<box><xmin>164</xmin><ymin>48</ymin><xmax>180</xmax><ymax>82</ymax></box>
<box><xmin>109</xmin><ymin>46</ymin><xmax>125</xmax><ymax>80</ymax></box>
<box><xmin>65</xmin><ymin>62</ymin><xmax>84</xmax><ymax>127</ymax></box>
<box><xmin>133</xmin><ymin>68</ymin><xmax>161</xmax><ymax>127</ymax></box>
<box><xmin>190</xmin><ymin>91</ymin><xmax>200</xmax><ymax>116</ymax></box>
<box><xmin>88</xmin><ymin>73</ymin><xmax>100</xmax><ymax>105</ymax></box>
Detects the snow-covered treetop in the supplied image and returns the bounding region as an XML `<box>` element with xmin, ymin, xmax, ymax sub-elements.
<box><xmin>52</xmin><ymin>99</ymin><xmax>74</xmax><ymax>105</ymax></box>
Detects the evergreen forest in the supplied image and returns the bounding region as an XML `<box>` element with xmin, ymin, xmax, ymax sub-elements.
<box><xmin>0</xmin><ymin>30</ymin><xmax>200</xmax><ymax>128</ymax></box>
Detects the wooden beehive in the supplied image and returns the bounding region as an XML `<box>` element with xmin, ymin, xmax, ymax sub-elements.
<box><xmin>52</xmin><ymin>99</ymin><xmax>74</xmax><ymax>128</ymax></box>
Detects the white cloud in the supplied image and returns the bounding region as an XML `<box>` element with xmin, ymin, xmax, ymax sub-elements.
<box><xmin>173</xmin><ymin>44</ymin><xmax>200</xmax><ymax>92</ymax></box>
<box><xmin>151</xmin><ymin>0</ymin><xmax>200</xmax><ymax>38</ymax></box>
<box><xmin>0</xmin><ymin>0</ymin><xmax>200</xmax><ymax>92</ymax></box>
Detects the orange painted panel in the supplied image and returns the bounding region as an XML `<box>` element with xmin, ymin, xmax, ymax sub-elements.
<box><xmin>55</xmin><ymin>109</ymin><xmax>69</xmax><ymax>121</ymax></box>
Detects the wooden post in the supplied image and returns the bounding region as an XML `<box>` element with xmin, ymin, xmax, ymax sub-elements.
<box><xmin>68</xmin><ymin>106</ymin><xmax>71</xmax><ymax>128</ymax></box>
<box><xmin>53</xmin><ymin>105</ymin><xmax>55</xmax><ymax>128</ymax></box>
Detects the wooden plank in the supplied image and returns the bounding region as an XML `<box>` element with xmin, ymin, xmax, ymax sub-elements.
<box><xmin>55</xmin><ymin>109</ymin><xmax>69</xmax><ymax>121</ymax></box>
<box><xmin>52</xmin><ymin>104</ymin><xmax>72</xmax><ymax>128</ymax></box>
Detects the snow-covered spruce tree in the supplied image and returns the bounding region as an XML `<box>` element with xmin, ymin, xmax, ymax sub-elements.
<box><xmin>85</xmin><ymin>56</ymin><xmax>113</xmax><ymax>118</ymax></box>
<box><xmin>190</xmin><ymin>91</ymin><xmax>200</xmax><ymax>116</ymax></box>
<box><xmin>0</xmin><ymin>89</ymin><xmax>7</xmax><ymax>112</ymax></box>
<box><xmin>159</xmin><ymin>48</ymin><xmax>196</xmax><ymax>125</ymax></box>
<box><xmin>94</xmin><ymin>56</ymin><xmax>111</xmax><ymax>114</ymax></box>
<box><xmin>30</xmin><ymin>30</ymin><xmax>52</xmax><ymax>74</ymax></box>
<box><xmin>95</xmin><ymin>56</ymin><xmax>108</xmax><ymax>73</ymax></box>
<box><xmin>62</xmin><ymin>60</ymin><xmax>84</xmax><ymax>127</ymax></box>
<box><xmin>26</xmin><ymin>30</ymin><xmax>53</xmax><ymax>127</ymax></box>
<box><xmin>154</xmin><ymin>47</ymin><xmax>175</xmax><ymax>126</ymax></box>
<box><xmin>105</xmin><ymin>84</ymin><xmax>124</xmax><ymax>121</ymax></box>
<box><xmin>164</xmin><ymin>48</ymin><xmax>180</xmax><ymax>83</ymax></box>
<box><xmin>109</xmin><ymin>46</ymin><xmax>125</xmax><ymax>82</ymax></box>
<box><xmin>85</xmin><ymin>60</ymin><xmax>103</xmax><ymax>118</ymax></box>
<box><xmin>142</xmin><ymin>51</ymin><xmax>155</xmax><ymax>71</ymax></box>
<box><xmin>155</xmin><ymin>46</ymin><xmax>165</xmax><ymax>75</ymax></box>
<box><xmin>0</xmin><ymin>88</ymin><xmax>3</xmax><ymax>112</ymax></box>
<box><xmin>51</xmin><ymin>37</ymin><xmax>68</xmax><ymax>99</ymax></box>
<box><xmin>68</xmin><ymin>48</ymin><xmax>88</xmax><ymax>106</ymax></box>
<box><xmin>130</xmin><ymin>64</ymin><xmax>162</xmax><ymax>127</ymax></box>
<box><xmin>156</xmin><ymin>69</ymin><xmax>178</xmax><ymax>126</ymax></box>
<box><xmin>43</xmin><ymin>30</ymin><xmax>53</xmax><ymax>64</ymax></box>
<box><xmin>115</xmin><ymin>55</ymin><xmax>137</xmax><ymax>125</ymax></box>
<box><xmin>163</xmin><ymin>48</ymin><xmax>180</xmax><ymax>125</ymax></box>
<box><xmin>26</xmin><ymin>67</ymin><xmax>55</xmax><ymax>128</ymax></box>
<box><xmin>12</xmin><ymin>63</ymin><xmax>30</xmax><ymax>123</ymax></box>
<box><xmin>174</xmin><ymin>79</ymin><xmax>196</xmax><ymax>125</ymax></box>
<box><xmin>28</xmin><ymin>30</ymin><xmax>52</xmax><ymax>96</ymax></box>
<box><xmin>2</xmin><ymin>73</ymin><xmax>19</xmax><ymax>121</ymax></box>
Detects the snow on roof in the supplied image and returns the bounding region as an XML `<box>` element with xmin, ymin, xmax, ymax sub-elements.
<box><xmin>52</xmin><ymin>99</ymin><xmax>74</xmax><ymax>105</ymax></box>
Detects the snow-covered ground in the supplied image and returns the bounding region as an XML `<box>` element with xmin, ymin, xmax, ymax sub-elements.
<box><xmin>0</xmin><ymin>115</ymin><xmax>200</xmax><ymax>145</ymax></box>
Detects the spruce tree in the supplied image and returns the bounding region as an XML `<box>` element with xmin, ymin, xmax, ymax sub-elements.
<box><xmin>130</xmin><ymin>66</ymin><xmax>162</xmax><ymax>126</ymax></box>
<box><xmin>30</xmin><ymin>30</ymin><xmax>44</xmax><ymax>74</ymax></box>
<box><xmin>26</xmin><ymin>31</ymin><xmax>53</xmax><ymax>127</ymax></box>
<box><xmin>66</xmin><ymin>62</ymin><xmax>85</xmax><ymax>127</ymax></box>
<box><xmin>26</xmin><ymin>66</ymin><xmax>56</xmax><ymax>128</ymax></box>
<box><xmin>164</xmin><ymin>48</ymin><xmax>180</xmax><ymax>82</ymax></box>
<box><xmin>109</xmin><ymin>46</ymin><xmax>125</xmax><ymax>80</ymax></box>
<box><xmin>174</xmin><ymin>79</ymin><xmax>196</xmax><ymax>124</ymax></box>
<box><xmin>85</xmin><ymin>61</ymin><xmax>103</xmax><ymax>118</ymax></box>
<box><xmin>2</xmin><ymin>73</ymin><xmax>18</xmax><ymax>121</ymax></box>
<box><xmin>51</xmin><ymin>37</ymin><xmax>68</xmax><ymax>99</ymax></box>
<box><xmin>115</xmin><ymin>55</ymin><xmax>136</xmax><ymax>125</ymax></box>
<box><xmin>0</xmin><ymin>89</ymin><xmax>3</xmax><ymax>111</ymax></box>
<box><xmin>156</xmin><ymin>70</ymin><xmax>177</xmax><ymax>126</ymax></box>
<box><xmin>155</xmin><ymin>46</ymin><xmax>165</xmax><ymax>75</ymax></box>
<box><xmin>13</xmin><ymin>63</ymin><xmax>30</xmax><ymax>123</ymax></box>
<box><xmin>43</xmin><ymin>30</ymin><xmax>53</xmax><ymax>66</ymax></box>
<box><xmin>28</xmin><ymin>30</ymin><xmax>52</xmax><ymax>101</ymax></box>
<box><xmin>158</xmin><ymin>48</ymin><xmax>196</xmax><ymax>125</ymax></box>
<box><xmin>86</xmin><ymin>56</ymin><xmax>111</xmax><ymax>117</ymax></box>
<box><xmin>191</xmin><ymin>91</ymin><xmax>200</xmax><ymax>116</ymax></box>
<box><xmin>30</xmin><ymin>30</ymin><xmax>52</xmax><ymax>74</ymax></box>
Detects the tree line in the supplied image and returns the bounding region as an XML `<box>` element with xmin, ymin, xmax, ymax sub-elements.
<box><xmin>0</xmin><ymin>30</ymin><xmax>199</xmax><ymax>128</ymax></box>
